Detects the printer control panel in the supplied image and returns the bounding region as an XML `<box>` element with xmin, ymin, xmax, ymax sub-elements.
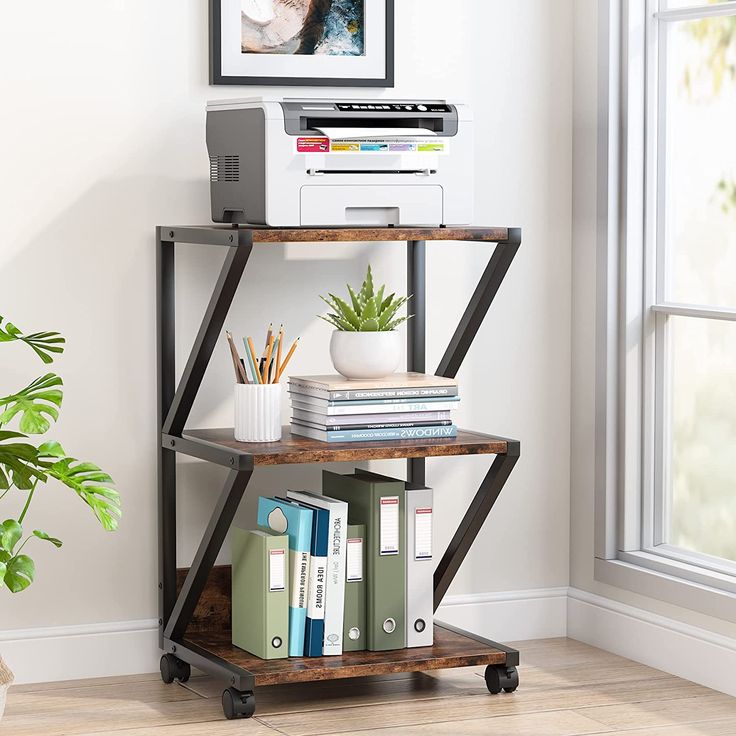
<box><xmin>335</xmin><ymin>102</ymin><xmax>451</xmax><ymax>113</ymax></box>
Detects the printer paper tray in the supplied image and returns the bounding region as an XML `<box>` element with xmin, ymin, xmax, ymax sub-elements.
<box><xmin>300</xmin><ymin>185</ymin><xmax>443</xmax><ymax>227</ymax></box>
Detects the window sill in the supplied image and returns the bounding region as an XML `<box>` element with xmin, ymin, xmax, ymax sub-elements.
<box><xmin>594</xmin><ymin>554</ymin><xmax>736</xmax><ymax>623</ymax></box>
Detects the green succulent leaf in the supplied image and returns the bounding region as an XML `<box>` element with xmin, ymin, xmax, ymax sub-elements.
<box><xmin>47</xmin><ymin>457</ymin><xmax>121</xmax><ymax>531</ymax></box>
<box><xmin>375</xmin><ymin>284</ymin><xmax>385</xmax><ymax>311</ymax></box>
<box><xmin>347</xmin><ymin>284</ymin><xmax>363</xmax><ymax>317</ymax></box>
<box><xmin>359</xmin><ymin>265</ymin><xmax>374</xmax><ymax>303</ymax></box>
<box><xmin>0</xmin><ymin>317</ymin><xmax>65</xmax><ymax>364</ymax></box>
<box><xmin>0</xmin><ymin>519</ymin><xmax>23</xmax><ymax>554</ymax></box>
<box><xmin>33</xmin><ymin>529</ymin><xmax>63</xmax><ymax>548</ymax></box>
<box><xmin>0</xmin><ymin>373</ymin><xmax>63</xmax><ymax>434</ymax></box>
<box><xmin>361</xmin><ymin>295</ymin><xmax>379</xmax><ymax>321</ymax></box>
<box><xmin>378</xmin><ymin>295</ymin><xmax>409</xmax><ymax>329</ymax></box>
<box><xmin>4</xmin><ymin>554</ymin><xmax>35</xmax><ymax>593</ymax></box>
<box><xmin>325</xmin><ymin>294</ymin><xmax>361</xmax><ymax>330</ymax></box>
<box><xmin>384</xmin><ymin>315</ymin><xmax>412</xmax><ymax>331</ymax></box>
<box><xmin>318</xmin><ymin>314</ymin><xmax>356</xmax><ymax>332</ymax></box>
<box><xmin>380</xmin><ymin>292</ymin><xmax>395</xmax><ymax>312</ymax></box>
<box><xmin>360</xmin><ymin>318</ymin><xmax>380</xmax><ymax>331</ymax></box>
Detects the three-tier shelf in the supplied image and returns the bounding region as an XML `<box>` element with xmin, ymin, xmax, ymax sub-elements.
<box><xmin>156</xmin><ymin>225</ymin><xmax>522</xmax><ymax>719</ymax></box>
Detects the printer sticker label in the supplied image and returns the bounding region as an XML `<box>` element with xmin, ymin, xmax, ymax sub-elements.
<box><xmin>297</xmin><ymin>137</ymin><xmax>329</xmax><ymax>153</ymax></box>
<box><xmin>269</xmin><ymin>548</ymin><xmax>286</xmax><ymax>592</ymax></box>
<box><xmin>330</xmin><ymin>142</ymin><xmax>361</xmax><ymax>152</ymax></box>
<box><xmin>389</xmin><ymin>142</ymin><xmax>416</xmax><ymax>152</ymax></box>
<box><xmin>379</xmin><ymin>496</ymin><xmax>400</xmax><ymax>556</ymax></box>
<box><xmin>360</xmin><ymin>142</ymin><xmax>389</xmax><ymax>152</ymax></box>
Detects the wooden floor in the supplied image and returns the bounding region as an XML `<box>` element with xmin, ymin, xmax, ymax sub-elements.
<box><xmin>6</xmin><ymin>638</ymin><xmax>736</xmax><ymax>735</ymax></box>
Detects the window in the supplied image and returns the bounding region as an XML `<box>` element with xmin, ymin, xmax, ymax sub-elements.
<box><xmin>596</xmin><ymin>0</ymin><xmax>736</xmax><ymax>607</ymax></box>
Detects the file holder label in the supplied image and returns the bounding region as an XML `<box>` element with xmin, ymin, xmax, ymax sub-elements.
<box><xmin>414</xmin><ymin>508</ymin><xmax>433</xmax><ymax>560</ymax></box>
<box><xmin>269</xmin><ymin>548</ymin><xmax>286</xmax><ymax>592</ymax></box>
<box><xmin>379</xmin><ymin>496</ymin><xmax>400</xmax><ymax>555</ymax></box>
<box><xmin>346</xmin><ymin>537</ymin><xmax>364</xmax><ymax>581</ymax></box>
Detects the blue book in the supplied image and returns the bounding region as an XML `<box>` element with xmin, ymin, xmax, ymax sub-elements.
<box><xmin>290</xmin><ymin>424</ymin><xmax>459</xmax><ymax>443</ymax></box>
<box><xmin>289</xmin><ymin>500</ymin><xmax>330</xmax><ymax>656</ymax></box>
<box><xmin>257</xmin><ymin>497</ymin><xmax>314</xmax><ymax>657</ymax></box>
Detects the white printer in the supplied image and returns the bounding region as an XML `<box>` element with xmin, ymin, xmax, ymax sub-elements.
<box><xmin>206</xmin><ymin>98</ymin><xmax>473</xmax><ymax>227</ymax></box>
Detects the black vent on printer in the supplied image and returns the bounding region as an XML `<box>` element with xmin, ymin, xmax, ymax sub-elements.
<box><xmin>209</xmin><ymin>155</ymin><xmax>240</xmax><ymax>183</ymax></box>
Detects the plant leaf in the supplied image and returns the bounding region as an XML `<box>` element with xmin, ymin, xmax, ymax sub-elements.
<box><xmin>33</xmin><ymin>529</ymin><xmax>63</xmax><ymax>548</ymax></box>
<box><xmin>361</xmin><ymin>295</ymin><xmax>379</xmax><ymax>322</ymax></box>
<box><xmin>380</xmin><ymin>292</ymin><xmax>395</xmax><ymax>312</ymax></box>
<box><xmin>384</xmin><ymin>315</ymin><xmax>413</xmax><ymax>331</ymax></box>
<box><xmin>47</xmin><ymin>457</ymin><xmax>121</xmax><ymax>531</ymax></box>
<box><xmin>359</xmin><ymin>265</ymin><xmax>374</xmax><ymax>302</ymax></box>
<box><xmin>379</xmin><ymin>295</ymin><xmax>409</xmax><ymax>329</ymax></box>
<box><xmin>0</xmin><ymin>560</ymin><xmax>6</xmax><ymax>588</ymax></box>
<box><xmin>4</xmin><ymin>554</ymin><xmax>35</xmax><ymax>592</ymax></box>
<box><xmin>0</xmin><ymin>317</ymin><xmax>65</xmax><ymax>364</ymax></box>
<box><xmin>360</xmin><ymin>318</ymin><xmax>380</xmax><ymax>331</ymax></box>
<box><xmin>326</xmin><ymin>294</ymin><xmax>361</xmax><ymax>329</ymax></box>
<box><xmin>346</xmin><ymin>284</ymin><xmax>363</xmax><ymax>317</ymax></box>
<box><xmin>37</xmin><ymin>441</ymin><xmax>66</xmax><ymax>458</ymax></box>
<box><xmin>0</xmin><ymin>373</ymin><xmax>63</xmax><ymax>434</ymax></box>
<box><xmin>0</xmin><ymin>519</ymin><xmax>22</xmax><ymax>554</ymax></box>
<box><xmin>0</xmin><ymin>432</ymin><xmax>45</xmax><ymax>490</ymax></box>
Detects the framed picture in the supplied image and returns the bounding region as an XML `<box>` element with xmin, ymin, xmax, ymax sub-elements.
<box><xmin>209</xmin><ymin>0</ymin><xmax>394</xmax><ymax>87</ymax></box>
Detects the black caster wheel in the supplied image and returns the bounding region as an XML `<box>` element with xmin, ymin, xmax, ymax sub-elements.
<box><xmin>159</xmin><ymin>653</ymin><xmax>191</xmax><ymax>684</ymax></box>
<box><xmin>222</xmin><ymin>687</ymin><xmax>256</xmax><ymax>719</ymax></box>
<box><xmin>484</xmin><ymin>665</ymin><xmax>519</xmax><ymax>694</ymax></box>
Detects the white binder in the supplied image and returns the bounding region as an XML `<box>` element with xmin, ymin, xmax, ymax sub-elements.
<box><xmin>405</xmin><ymin>484</ymin><xmax>434</xmax><ymax>647</ymax></box>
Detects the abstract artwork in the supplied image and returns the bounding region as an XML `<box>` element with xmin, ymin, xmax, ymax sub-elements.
<box><xmin>211</xmin><ymin>0</ymin><xmax>393</xmax><ymax>86</ymax></box>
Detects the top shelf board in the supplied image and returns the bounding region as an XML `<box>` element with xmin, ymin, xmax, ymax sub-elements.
<box><xmin>158</xmin><ymin>225</ymin><xmax>514</xmax><ymax>247</ymax></box>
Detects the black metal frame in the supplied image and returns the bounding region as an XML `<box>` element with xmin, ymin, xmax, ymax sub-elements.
<box><xmin>157</xmin><ymin>224</ymin><xmax>521</xmax><ymax>690</ymax></box>
<box><xmin>209</xmin><ymin>0</ymin><xmax>395</xmax><ymax>88</ymax></box>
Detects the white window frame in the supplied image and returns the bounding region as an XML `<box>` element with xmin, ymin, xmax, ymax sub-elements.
<box><xmin>594</xmin><ymin>0</ymin><xmax>736</xmax><ymax>621</ymax></box>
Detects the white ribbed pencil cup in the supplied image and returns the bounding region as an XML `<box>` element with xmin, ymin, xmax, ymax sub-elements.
<box><xmin>234</xmin><ymin>383</ymin><xmax>282</xmax><ymax>442</ymax></box>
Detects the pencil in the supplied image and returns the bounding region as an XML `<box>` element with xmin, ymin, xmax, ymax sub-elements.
<box><xmin>274</xmin><ymin>325</ymin><xmax>284</xmax><ymax>384</ymax></box>
<box><xmin>226</xmin><ymin>331</ymin><xmax>248</xmax><ymax>383</ymax></box>
<box><xmin>243</xmin><ymin>338</ymin><xmax>259</xmax><ymax>384</ymax></box>
<box><xmin>262</xmin><ymin>335</ymin><xmax>275</xmax><ymax>384</ymax></box>
<box><xmin>269</xmin><ymin>335</ymin><xmax>280</xmax><ymax>383</ymax></box>
<box><xmin>263</xmin><ymin>323</ymin><xmax>273</xmax><ymax>359</ymax></box>
<box><xmin>275</xmin><ymin>337</ymin><xmax>299</xmax><ymax>383</ymax></box>
<box><xmin>246</xmin><ymin>336</ymin><xmax>263</xmax><ymax>384</ymax></box>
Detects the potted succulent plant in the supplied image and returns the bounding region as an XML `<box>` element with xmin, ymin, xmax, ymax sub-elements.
<box><xmin>319</xmin><ymin>265</ymin><xmax>412</xmax><ymax>380</ymax></box>
<box><xmin>0</xmin><ymin>316</ymin><xmax>120</xmax><ymax>716</ymax></box>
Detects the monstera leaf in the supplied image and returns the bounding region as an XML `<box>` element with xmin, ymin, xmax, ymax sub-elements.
<box><xmin>46</xmin><ymin>457</ymin><xmax>121</xmax><ymax>531</ymax></box>
<box><xmin>0</xmin><ymin>316</ymin><xmax>65</xmax><ymax>364</ymax></box>
<box><xmin>3</xmin><ymin>554</ymin><xmax>35</xmax><ymax>592</ymax></box>
<box><xmin>0</xmin><ymin>373</ymin><xmax>63</xmax><ymax>434</ymax></box>
<box><xmin>0</xmin><ymin>430</ymin><xmax>44</xmax><ymax>490</ymax></box>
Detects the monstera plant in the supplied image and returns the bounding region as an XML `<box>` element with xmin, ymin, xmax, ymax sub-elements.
<box><xmin>319</xmin><ymin>265</ymin><xmax>412</xmax><ymax>380</ymax></box>
<box><xmin>0</xmin><ymin>316</ymin><xmax>120</xmax><ymax>594</ymax></box>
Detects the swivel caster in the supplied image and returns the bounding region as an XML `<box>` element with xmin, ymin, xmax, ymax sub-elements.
<box><xmin>484</xmin><ymin>664</ymin><xmax>519</xmax><ymax>694</ymax></box>
<box><xmin>159</xmin><ymin>653</ymin><xmax>191</xmax><ymax>684</ymax></box>
<box><xmin>222</xmin><ymin>687</ymin><xmax>256</xmax><ymax>719</ymax></box>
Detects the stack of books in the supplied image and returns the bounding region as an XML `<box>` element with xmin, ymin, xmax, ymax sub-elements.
<box><xmin>287</xmin><ymin>372</ymin><xmax>459</xmax><ymax>443</ymax></box>
<box><xmin>231</xmin><ymin>469</ymin><xmax>434</xmax><ymax>660</ymax></box>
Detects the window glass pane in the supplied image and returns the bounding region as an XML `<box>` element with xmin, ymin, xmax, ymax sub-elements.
<box><xmin>662</xmin><ymin>15</ymin><xmax>736</xmax><ymax>307</ymax></box>
<box><xmin>663</xmin><ymin>0</ymin><xmax>731</xmax><ymax>9</ymax></box>
<box><xmin>667</xmin><ymin>316</ymin><xmax>736</xmax><ymax>561</ymax></box>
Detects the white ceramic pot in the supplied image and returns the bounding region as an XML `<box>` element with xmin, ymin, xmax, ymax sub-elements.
<box><xmin>234</xmin><ymin>383</ymin><xmax>282</xmax><ymax>442</ymax></box>
<box><xmin>329</xmin><ymin>330</ymin><xmax>402</xmax><ymax>380</ymax></box>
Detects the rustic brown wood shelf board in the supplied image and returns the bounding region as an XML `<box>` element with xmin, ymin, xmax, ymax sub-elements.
<box><xmin>183</xmin><ymin>427</ymin><xmax>509</xmax><ymax>466</ymax></box>
<box><xmin>184</xmin><ymin>624</ymin><xmax>507</xmax><ymax>686</ymax></box>
<box><xmin>163</xmin><ymin>225</ymin><xmax>509</xmax><ymax>244</ymax></box>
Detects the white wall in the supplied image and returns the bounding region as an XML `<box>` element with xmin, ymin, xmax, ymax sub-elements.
<box><xmin>0</xmin><ymin>0</ymin><xmax>573</xmax><ymax>679</ymax></box>
<box><xmin>569</xmin><ymin>0</ymin><xmax>736</xmax><ymax>688</ymax></box>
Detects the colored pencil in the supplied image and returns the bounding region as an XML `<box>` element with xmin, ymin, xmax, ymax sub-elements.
<box><xmin>243</xmin><ymin>338</ymin><xmax>258</xmax><ymax>384</ymax></box>
<box><xmin>262</xmin><ymin>335</ymin><xmax>275</xmax><ymax>384</ymax></box>
<box><xmin>246</xmin><ymin>336</ymin><xmax>263</xmax><ymax>384</ymax></box>
<box><xmin>269</xmin><ymin>335</ymin><xmax>280</xmax><ymax>383</ymax></box>
<box><xmin>274</xmin><ymin>325</ymin><xmax>284</xmax><ymax>383</ymax></box>
<box><xmin>275</xmin><ymin>337</ymin><xmax>299</xmax><ymax>382</ymax></box>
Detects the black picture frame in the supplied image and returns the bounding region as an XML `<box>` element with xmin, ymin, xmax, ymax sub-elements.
<box><xmin>209</xmin><ymin>0</ymin><xmax>394</xmax><ymax>87</ymax></box>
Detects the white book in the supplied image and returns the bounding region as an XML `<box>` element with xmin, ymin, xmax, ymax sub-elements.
<box><xmin>291</xmin><ymin>398</ymin><xmax>459</xmax><ymax>416</ymax></box>
<box><xmin>405</xmin><ymin>484</ymin><xmax>434</xmax><ymax>647</ymax></box>
<box><xmin>286</xmin><ymin>490</ymin><xmax>348</xmax><ymax>655</ymax></box>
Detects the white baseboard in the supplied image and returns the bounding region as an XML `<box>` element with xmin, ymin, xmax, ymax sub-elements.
<box><xmin>0</xmin><ymin>619</ymin><xmax>160</xmax><ymax>685</ymax></box>
<box><xmin>568</xmin><ymin>587</ymin><xmax>736</xmax><ymax>697</ymax></box>
<box><xmin>437</xmin><ymin>586</ymin><xmax>569</xmax><ymax>641</ymax></box>
<box><xmin>0</xmin><ymin>587</ymin><xmax>568</xmax><ymax>684</ymax></box>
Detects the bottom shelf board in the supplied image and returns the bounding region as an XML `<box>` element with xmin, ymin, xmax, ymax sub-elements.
<box><xmin>183</xmin><ymin>624</ymin><xmax>508</xmax><ymax>686</ymax></box>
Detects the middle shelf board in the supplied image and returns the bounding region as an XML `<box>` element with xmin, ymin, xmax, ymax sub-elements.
<box><xmin>181</xmin><ymin>427</ymin><xmax>511</xmax><ymax>466</ymax></box>
<box><xmin>183</xmin><ymin>624</ymin><xmax>508</xmax><ymax>686</ymax></box>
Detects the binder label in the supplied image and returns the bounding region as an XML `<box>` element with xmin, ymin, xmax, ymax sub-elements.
<box><xmin>346</xmin><ymin>537</ymin><xmax>364</xmax><ymax>581</ymax></box>
<box><xmin>269</xmin><ymin>548</ymin><xmax>286</xmax><ymax>592</ymax></box>
<box><xmin>307</xmin><ymin>556</ymin><xmax>327</xmax><ymax>619</ymax></box>
<box><xmin>379</xmin><ymin>497</ymin><xmax>400</xmax><ymax>556</ymax></box>
<box><xmin>414</xmin><ymin>507</ymin><xmax>433</xmax><ymax>560</ymax></box>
